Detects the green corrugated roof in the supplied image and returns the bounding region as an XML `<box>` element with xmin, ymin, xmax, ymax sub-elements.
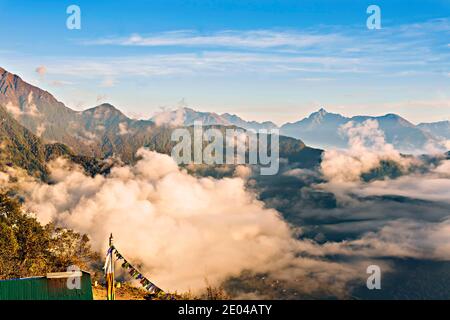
<box><xmin>0</xmin><ymin>272</ymin><xmax>93</xmax><ymax>300</ymax></box>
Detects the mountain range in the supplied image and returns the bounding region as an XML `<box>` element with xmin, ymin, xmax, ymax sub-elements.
<box><xmin>418</xmin><ymin>121</ymin><xmax>450</xmax><ymax>140</ymax></box>
<box><xmin>280</xmin><ymin>108</ymin><xmax>444</xmax><ymax>151</ymax></box>
<box><xmin>153</xmin><ymin>107</ymin><xmax>449</xmax><ymax>152</ymax></box>
<box><xmin>150</xmin><ymin>107</ymin><xmax>278</xmax><ymax>131</ymax></box>
<box><xmin>0</xmin><ymin>67</ymin><xmax>323</xmax><ymax>177</ymax></box>
<box><xmin>0</xmin><ymin>104</ymin><xmax>114</xmax><ymax>180</ymax></box>
<box><xmin>0</xmin><ymin>65</ymin><xmax>448</xmax><ymax>175</ymax></box>
<box><xmin>0</xmin><ymin>66</ymin><xmax>179</xmax><ymax>162</ymax></box>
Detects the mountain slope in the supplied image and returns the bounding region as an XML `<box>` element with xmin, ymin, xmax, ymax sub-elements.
<box><xmin>418</xmin><ymin>121</ymin><xmax>450</xmax><ymax>140</ymax></box>
<box><xmin>221</xmin><ymin>112</ymin><xmax>278</xmax><ymax>131</ymax></box>
<box><xmin>0</xmin><ymin>104</ymin><xmax>48</xmax><ymax>178</ymax></box>
<box><xmin>0</xmin><ymin>104</ymin><xmax>114</xmax><ymax>180</ymax></box>
<box><xmin>280</xmin><ymin>108</ymin><xmax>438</xmax><ymax>151</ymax></box>
<box><xmin>0</xmin><ymin>65</ymin><xmax>316</xmax><ymax>166</ymax></box>
<box><xmin>0</xmin><ymin>67</ymin><xmax>164</xmax><ymax>161</ymax></box>
<box><xmin>0</xmin><ymin>102</ymin><xmax>322</xmax><ymax>179</ymax></box>
<box><xmin>0</xmin><ymin>67</ymin><xmax>92</xmax><ymax>155</ymax></box>
<box><xmin>0</xmin><ymin>68</ymin><xmax>293</xmax><ymax>163</ymax></box>
<box><xmin>281</xmin><ymin>108</ymin><xmax>348</xmax><ymax>148</ymax></box>
<box><xmin>151</xmin><ymin>107</ymin><xmax>278</xmax><ymax>131</ymax></box>
<box><xmin>170</xmin><ymin>106</ymin><xmax>444</xmax><ymax>152</ymax></box>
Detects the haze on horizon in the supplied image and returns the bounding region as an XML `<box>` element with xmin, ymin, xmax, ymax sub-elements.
<box><xmin>0</xmin><ymin>0</ymin><xmax>448</xmax><ymax>124</ymax></box>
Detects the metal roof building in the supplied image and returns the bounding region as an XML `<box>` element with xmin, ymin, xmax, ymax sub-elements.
<box><xmin>0</xmin><ymin>271</ymin><xmax>93</xmax><ymax>300</ymax></box>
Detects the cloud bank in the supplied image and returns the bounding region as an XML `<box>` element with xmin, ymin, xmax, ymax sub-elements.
<box><xmin>6</xmin><ymin>119</ymin><xmax>450</xmax><ymax>297</ymax></box>
<box><xmin>16</xmin><ymin>149</ymin><xmax>364</xmax><ymax>295</ymax></box>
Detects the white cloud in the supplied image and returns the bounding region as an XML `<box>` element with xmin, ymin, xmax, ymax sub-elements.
<box><xmin>36</xmin><ymin>123</ymin><xmax>46</xmax><ymax>137</ymax></box>
<box><xmin>49</xmin><ymin>80</ymin><xmax>72</xmax><ymax>87</ymax></box>
<box><xmin>77</xmin><ymin>20</ymin><xmax>449</xmax><ymax>77</ymax></box>
<box><xmin>320</xmin><ymin>119</ymin><xmax>413</xmax><ymax>184</ymax></box>
<box><xmin>345</xmin><ymin>159</ymin><xmax>450</xmax><ymax>204</ymax></box>
<box><xmin>319</xmin><ymin>219</ymin><xmax>450</xmax><ymax>260</ymax></box>
<box><xmin>17</xmin><ymin>149</ymin><xmax>366</xmax><ymax>296</ymax></box>
<box><xmin>35</xmin><ymin>65</ymin><xmax>47</xmax><ymax>76</ymax></box>
<box><xmin>151</xmin><ymin>107</ymin><xmax>186</xmax><ymax>127</ymax></box>
<box><xmin>29</xmin><ymin>52</ymin><xmax>368</xmax><ymax>81</ymax></box>
<box><xmin>86</xmin><ymin>30</ymin><xmax>344</xmax><ymax>49</ymax></box>
<box><xmin>96</xmin><ymin>94</ymin><xmax>107</xmax><ymax>103</ymax></box>
<box><xmin>4</xmin><ymin>92</ymin><xmax>41</xmax><ymax>119</ymax></box>
<box><xmin>100</xmin><ymin>77</ymin><xmax>116</xmax><ymax>87</ymax></box>
<box><xmin>118</xmin><ymin>122</ymin><xmax>129</xmax><ymax>135</ymax></box>
<box><xmin>316</xmin><ymin>158</ymin><xmax>450</xmax><ymax>261</ymax></box>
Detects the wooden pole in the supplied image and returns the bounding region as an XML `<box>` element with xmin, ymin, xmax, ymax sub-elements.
<box><xmin>106</xmin><ymin>233</ymin><xmax>115</xmax><ymax>300</ymax></box>
<box><xmin>110</xmin><ymin>233</ymin><xmax>114</xmax><ymax>291</ymax></box>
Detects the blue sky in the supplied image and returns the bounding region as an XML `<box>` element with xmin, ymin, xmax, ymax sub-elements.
<box><xmin>0</xmin><ymin>0</ymin><xmax>449</xmax><ymax>124</ymax></box>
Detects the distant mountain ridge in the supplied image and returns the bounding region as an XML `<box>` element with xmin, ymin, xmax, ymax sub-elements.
<box><xmin>0</xmin><ymin>105</ymin><xmax>111</xmax><ymax>180</ymax></box>
<box><xmin>0</xmin><ymin>67</ymin><xmax>322</xmax><ymax>169</ymax></box>
<box><xmin>280</xmin><ymin>108</ymin><xmax>348</xmax><ymax>149</ymax></box>
<box><xmin>418</xmin><ymin>121</ymin><xmax>450</xmax><ymax>140</ymax></box>
<box><xmin>150</xmin><ymin>107</ymin><xmax>278</xmax><ymax>131</ymax></box>
<box><xmin>0</xmin><ymin>67</ymin><xmax>164</xmax><ymax>162</ymax></box>
<box><xmin>152</xmin><ymin>106</ymin><xmax>448</xmax><ymax>152</ymax></box>
<box><xmin>280</xmin><ymin>108</ymin><xmax>442</xmax><ymax>152</ymax></box>
<box><xmin>0</xmin><ymin>66</ymin><xmax>448</xmax><ymax>158</ymax></box>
